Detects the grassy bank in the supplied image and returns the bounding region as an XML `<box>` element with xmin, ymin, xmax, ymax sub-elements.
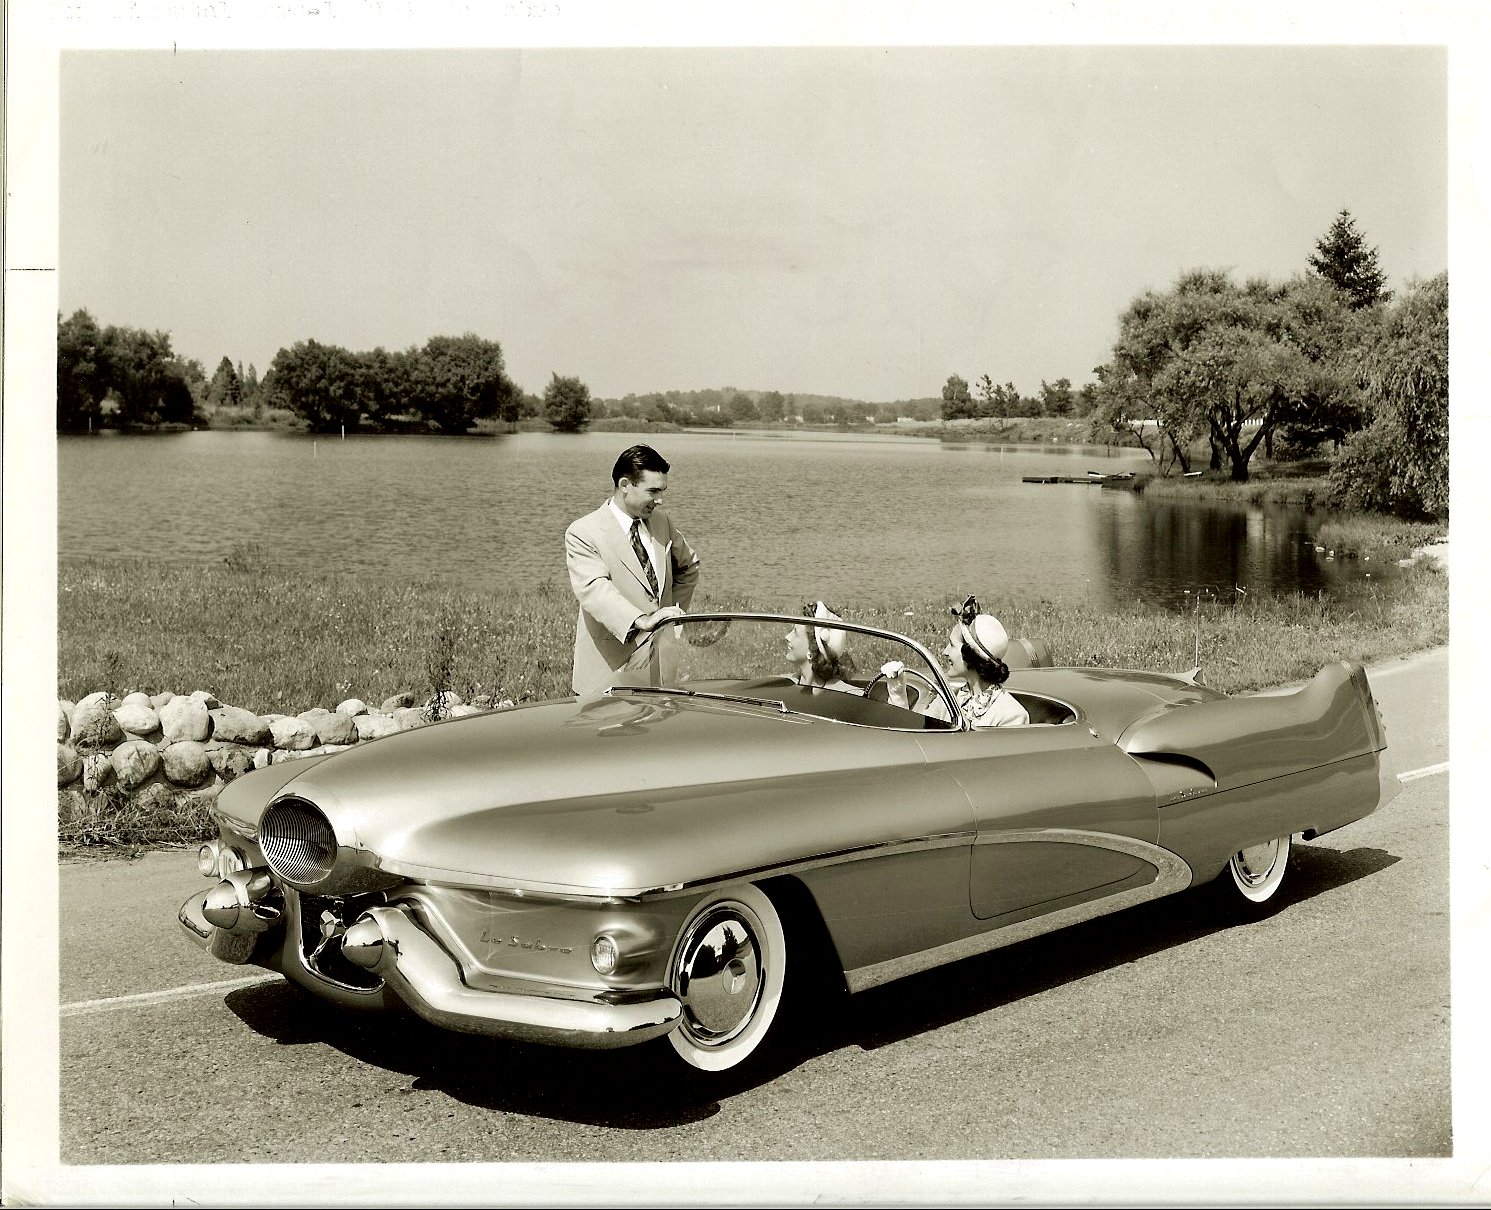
<box><xmin>60</xmin><ymin>552</ymin><xmax>1447</xmax><ymax>712</ymax></box>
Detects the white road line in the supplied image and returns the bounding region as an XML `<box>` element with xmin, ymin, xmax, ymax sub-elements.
<box><xmin>1399</xmin><ymin>760</ymin><xmax>1450</xmax><ymax>783</ymax></box>
<box><xmin>66</xmin><ymin>762</ymin><xmax>1452</xmax><ymax>1021</ymax></box>
<box><xmin>61</xmin><ymin>973</ymin><xmax>280</xmax><ymax>1018</ymax></box>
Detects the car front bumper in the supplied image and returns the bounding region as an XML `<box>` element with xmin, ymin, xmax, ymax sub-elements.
<box><xmin>179</xmin><ymin>887</ymin><xmax>683</xmax><ymax>1049</ymax></box>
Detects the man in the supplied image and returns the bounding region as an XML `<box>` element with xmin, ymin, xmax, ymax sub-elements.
<box><xmin>565</xmin><ymin>444</ymin><xmax>702</xmax><ymax>696</ymax></box>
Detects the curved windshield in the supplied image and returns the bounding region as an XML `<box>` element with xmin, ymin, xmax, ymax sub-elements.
<box><xmin>604</xmin><ymin>613</ymin><xmax>958</xmax><ymax>731</ymax></box>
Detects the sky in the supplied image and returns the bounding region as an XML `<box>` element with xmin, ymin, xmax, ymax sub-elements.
<box><xmin>57</xmin><ymin>44</ymin><xmax>1448</xmax><ymax>402</ymax></box>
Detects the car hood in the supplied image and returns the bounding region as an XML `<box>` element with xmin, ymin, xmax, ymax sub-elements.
<box><xmin>229</xmin><ymin>692</ymin><xmax>956</xmax><ymax>894</ymax></box>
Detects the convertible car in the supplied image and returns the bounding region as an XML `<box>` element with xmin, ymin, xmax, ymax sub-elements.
<box><xmin>180</xmin><ymin>612</ymin><xmax>1398</xmax><ymax>1075</ymax></box>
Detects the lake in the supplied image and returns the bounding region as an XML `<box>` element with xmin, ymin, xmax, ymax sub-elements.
<box><xmin>57</xmin><ymin>429</ymin><xmax>1377</xmax><ymax>611</ymax></box>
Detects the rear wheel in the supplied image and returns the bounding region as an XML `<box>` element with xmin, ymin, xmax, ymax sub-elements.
<box><xmin>1214</xmin><ymin>833</ymin><xmax>1293</xmax><ymax>916</ymax></box>
<box><xmin>665</xmin><ymin>885</ymin><xmax>786</xmax><ymax>1073</ymax></box>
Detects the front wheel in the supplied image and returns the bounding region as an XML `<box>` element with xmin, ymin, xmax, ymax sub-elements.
<box><xmin>665</xmin><ymin>885</ymin><xmax>786</xmax><ymax>1073</ymax></box>
<box><xmin>1214</xmin><ymin>833</ymin><xmax>1293</xmax><ymax>916</ymax></box>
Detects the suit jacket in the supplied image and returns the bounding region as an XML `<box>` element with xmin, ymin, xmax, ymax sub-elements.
<box><xmin>565</xmin><ymin>502</ymin><xmax>701</xmax><ymax>696</ymax></box>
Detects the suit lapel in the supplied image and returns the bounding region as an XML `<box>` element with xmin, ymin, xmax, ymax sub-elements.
<box><xmin>596</xmin><ymin>503</ymin><xmax>656</xmax><ymax>597</ymax></box>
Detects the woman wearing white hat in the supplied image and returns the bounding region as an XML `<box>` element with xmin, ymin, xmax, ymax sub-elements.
<box><xmin>785</xmin><ymin>601</ymin><xmax>860</xmax><ymax>694</ymax></box>
<box><xmin>941</xmin><ymin>595</ymin><xmax>1029</xmax><ymax>728</ymax></box>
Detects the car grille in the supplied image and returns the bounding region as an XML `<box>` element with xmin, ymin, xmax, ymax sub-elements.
<box><xmin>260</xmin><ymin>797</ymin><xmax>337</xmax><ymax>886</ymax></box>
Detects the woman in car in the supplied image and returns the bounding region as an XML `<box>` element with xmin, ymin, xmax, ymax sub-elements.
<box><xmin>785</xmin><ymin>601</ymin><xmax>860</xmax><ymax>693</ymax></box>
<box><xmin>941</xmin><ymin>595</ymin><xmax>1028</xmax><ymax>727</ymax></box>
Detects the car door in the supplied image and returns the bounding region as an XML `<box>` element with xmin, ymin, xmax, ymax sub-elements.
<box><xmin>916</xmin><ymin>716</ymin><xmax>1162</xmax><ymax>922</ymax></box>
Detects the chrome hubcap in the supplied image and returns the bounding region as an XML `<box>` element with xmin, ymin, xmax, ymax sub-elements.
<box><xmin>1234</xmin><ymin>839</ymin><xmax>1280</xmax><ymax>886</ymax></box>
<box><xmin>674</xmin><ymin>906</ymin><xmax>764</xmax><ymax>1045</ymax></box>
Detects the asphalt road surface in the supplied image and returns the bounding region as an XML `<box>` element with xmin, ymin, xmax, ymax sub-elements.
<box><xmin>55</xmin><ymin>648</ymin><xmax>1452</xmax><ymax>1172</ymax></box>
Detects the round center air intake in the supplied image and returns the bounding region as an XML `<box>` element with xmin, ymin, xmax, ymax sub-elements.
<box><xmin>259</xmin><ymin>797</ymin><xmax>338</xmax><ymax>886</ymax></box>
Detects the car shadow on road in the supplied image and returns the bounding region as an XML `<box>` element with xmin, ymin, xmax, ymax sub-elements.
<box><xmin>223</xmin><ymin>842</ymin><xmax>1398</xmax><ymax>1125</ymax></box>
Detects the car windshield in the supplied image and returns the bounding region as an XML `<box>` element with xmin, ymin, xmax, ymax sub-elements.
<box><xmin>603</xmin><ymin>613</ymin><xmax>958</xmax><ymax>731</ymax></box>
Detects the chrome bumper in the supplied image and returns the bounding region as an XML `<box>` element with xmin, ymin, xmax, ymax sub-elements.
<box><xmin>179</xmin><ymin>888</ymin><xmax>682</xmax><ymax>1049</ymax></box>
<box><xmin>341</xmin><ymin>904</ymin><xmax>683</xmax><ymax>1049</ymax></box>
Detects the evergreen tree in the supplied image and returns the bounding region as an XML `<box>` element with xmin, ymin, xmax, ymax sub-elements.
<box><xmin>1308</xmin><ymin>209</ymin><xmax>1392</xmax><ymax>309</ymax></box>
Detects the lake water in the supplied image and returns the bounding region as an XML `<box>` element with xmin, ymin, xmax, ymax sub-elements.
<box><xmin>57</xmin><ymin>429</ymin><xmax>1377</xmax><ymax>611</ymax></box>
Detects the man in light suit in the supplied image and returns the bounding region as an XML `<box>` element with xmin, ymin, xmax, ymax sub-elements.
<box><xmin>564</xmin><ymin>444</ymin><xmax>702</xmax><ymax>697</ymax></box>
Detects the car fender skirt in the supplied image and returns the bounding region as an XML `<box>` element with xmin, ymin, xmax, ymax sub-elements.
<box><xmin>347</xmin><ymin>905</ymin><xmax>683</xmax><ymax>1048</ymax></box>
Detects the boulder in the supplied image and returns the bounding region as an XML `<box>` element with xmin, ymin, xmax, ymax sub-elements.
<box><xmin>58</xmin><ymin>743</ymin><xmax>82</xmax><ymax>786</ymax></box>
<box><xmin>211</xmin><ymin>706</ymin><xmax>271</xmax><ymax>746</ymax></box>
<box><xmin>161</xmin><ymin>740</ymin><xmax>213</xmax><ymax>787</ymax></box>
<box><xmin>75</xmin><ymin>690</ymin><xmax>116</xmax><ymax>714</ymax></box>
<box><xmin>160</xmin><ymin>696</ymin><xmax>212</xmax><ymax>743</ymax></box>
<box><xmin>252</xmin><ymin>747</ymin><xmax>273</xmax><ymax>770</ymax></box>
<box><xmin>58</xmin><ymin>788</ymin><xmax>89</xmax><ymax>827</ymax></box>
<box><xmin>121</xmin><ymin>691</ymin><xmax>153</xmax><ymax>709</ymax></box>
<box><xmin>336</xmin><ymin>698</ymin><xmax>369</xmax><ymax>717</ymax></box>
<box><xmin>189</xmin><ymin>689</ymin><xmax>224</xmax><ymax>710</ymax></box>
<box><xmin>353</xmin><ymin>713</ymin><xmax>399</xmax><ymax>741</ymax></box>
<box><xmin>110</xmin><ymin>739</ymin><xmax>161</xmax><ymax>790</ymax></box>
<box><xmin>425</xmin><ymin>690</ymin><xmax>465</xmax><ymax>712</ymax></box>
<box><xmin>381</xmin><ymin>692</ymin><xmax>416</xmax><ymax>711</ymax></box>
<box><xmin>134</xmin><ymin>780</ymin><xmax>178</xmax><ymax>813</ymax></box>
<box><xmin>449</xmin><ymin>703</ymin><xmax>484</xmax><ymax>718</ymax></box>
<box><xmin>270</xmin><ymin>749</ymin><xmax>307</xmax><ymax>764</ymax></box>
<box><xmin>311</xmin><ymin>711</ymin><xmax>357</xmax><ymax>746</ymax></box>
<box><xmin>149</xmin><ymin>692</ymin><xmax>176</xmax><ymax>709</ymax></box>
<box><xmin>392</xmin><ymin>707</ymin><xmax>427</xmax><ymax>731</ymax></box>
<box><xmin>70</xmin><ymin>697</ymin><xmax>124</xmax><ymax>750</ymax></box>
<box><xmin>82</xmin><ymin>752</ymin><xmax>114</xmax><ymax>792</ymax></box>
<box><xmin>470</xmin><ymin>694</ymin><xmax>495</xmax><ymax>709</ymax></box>
<box><xmin>297</xmin><ymin>707</ymin><xmax>332</xmax><ymax>722</ymax></box>
<box><xmin>207</xmin><ymin>744</ymin><xmax>255</xmax><ymax>781</ymax></box>
<box><xmin>269</xmin><ymin>716</ymin><xmax>318</xmax><ymax>751</ymax></box>
<box><xmin>113</xmin><ymin>701</ymin><xmax>161</xmax><ymax>736</ymax></box>
<box><xmin>58</xmin><ymin>701</ymin><xmax>73</xmax><ymax>741</ymax></box>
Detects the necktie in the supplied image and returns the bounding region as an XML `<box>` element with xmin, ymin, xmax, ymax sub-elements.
<box><xmin>630</xmin><ymin>518</ymin><xmax>660</xmax><ymax>601</ymax></box>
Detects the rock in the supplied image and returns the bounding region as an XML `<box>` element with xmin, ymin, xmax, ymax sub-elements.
<box><xmin>134</xmin><ymin>780</ymin><xmax>178</xmax><ymax>813</ymax></box>
<box><xmin>449</xmin><ymin>704</ymin><xmax>483</xmax><ymax>718</ymax></box>
<box><xmin>121</xmin><ymin>691</ymin><xmax>153</xmax><ymax>709</ymax></box>
<box><xmin>110</xmin><ymin>739</ymin><xmax>161</xmax><ymax>790</ymax></box>
<box><xmin>425</xmin><ymin>690</ymin><xmax>465</xmax><ymax>712</ymax></box>
<box><xmin>58</xmin><ymin>788</ymin><xmax>89</xmax><ymax>826</ymax></box>
<box><xmin>336</xmin><ymin>698</ymin><xmax>369</xmax><ymax>717</ymax></box>
<box><xmin>58</xmin><ymin>743</ymin><xmax>82</xmax><ymax>786</ymax></box>
<box><xmin>301</xmin><ymin>743</ymin><xmax>353</xmax><ymax>758</ymax></box>
<box><xmin>297</xmin><ymin>707</ymin><xmax>332</xmax><ymax>722</ymax></box>
<box><xmin>70</xmin><ymin>697</ymin><xmax>124</xmax><ymax>750</ymax></box>
<box><xmin>270</xmin><ymin>749</ymin><xmax>307</xmax><ymax>764</ymax></box>
<box><xmin>160</xmin><ymin>696</ymin><xmax>212</xmax><ymax>743</ymax></box>
<box><xmin>75</xmin><ymin>690</ymin><xmax>116</xmax><ymax>714</ymax></box>
<box><xmin>82</xmin><ymin>752</ymin><xmax>114</xmax><ymax>792</ymax></box>
<box><xmin>210</xmin><ymin>706</ymin><xmax>271</xmax><ymax>746</ymax></box>
<box><xmin>161</xmin><ymin>740</ymin><xmax>212</xmax><ymax>787</ymax></box>
<box><xmin>208</xmin><ymin>744</ymin><xmax>255</xmax><ymax>781</ymax></box>
<box><xmin>58</xmin><ymin>701</ymin><xmax>73</xmax><ymax>741</ymax></box>
<box><xmin>252</xmin><ymin>747</ymin><xmax>273</xmax><ymax>770</ymax></box>
<box><xmin>392</xmin><ymin>707</ymin><xmax>427</xmax><ymax>731</ymax></box>
<box><xmin>311</xmin><ymin>711</ymin><xmax>357</xmax><ymax>746</ymax></box>
<box><xmin>381</xmin><ymin>692</ymin><xmax>416</xmax><ymax>711</ymax></box>
<box><xmin>113</xmin><ymin>701</ymin><xmax>161</xmax><ymax>736</ymax></box>
<box><xmin>353</xmin><ymin>713</ymin><xmax>399</xmax><ymax>741</ymax></box>
<box><xmin>470</xmin><ymin>694</ymin><xmax>495</xmax><ymax>709</ymax></box>
<box><xmin>189</xmin><ymin>689</ymin><xmax>224</xmax><ymax>710</ymax></box>
<box><xmin>269</xmin><ymin>716</ymin><xmax>318</xmax><ymax>751</ymax></box>
<box><xmin>149</xmin><ymin>692</ymin><xmax>175</xmax><ymax>709</ymax></box>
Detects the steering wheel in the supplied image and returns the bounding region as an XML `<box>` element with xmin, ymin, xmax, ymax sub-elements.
<box><xmin>863</xmin><ymin>667</ymin><xmax>946</xmax><ymax>715</ymax></box>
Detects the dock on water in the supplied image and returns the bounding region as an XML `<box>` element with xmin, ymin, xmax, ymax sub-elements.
<box><xmin>1022</xmin><ymin>471</ymin><xmax>1137</xmax><ymax>485</ymax></box>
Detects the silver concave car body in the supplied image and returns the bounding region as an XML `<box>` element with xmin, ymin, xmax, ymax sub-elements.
<box><xmin>180</xmin><ymin>613</ymin><xmax>1399</xmax><ymax>1074</ymax></box>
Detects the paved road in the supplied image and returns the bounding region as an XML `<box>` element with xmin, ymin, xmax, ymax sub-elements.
<box><xmin>53</xmin><ymin>649</ymin><xmax>1453</xmax><ymax>1177</ymax></box>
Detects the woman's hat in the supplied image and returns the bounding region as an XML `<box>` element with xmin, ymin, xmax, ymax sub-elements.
<box><xmin>949</xmin><ymin>594</ymin><xmax>1010</xmax><ymax>662</ymax></box>
<box><xmin>803</xmin><ymin>600</ymin><xmax>848</xmax><ymax>657</ymax></box>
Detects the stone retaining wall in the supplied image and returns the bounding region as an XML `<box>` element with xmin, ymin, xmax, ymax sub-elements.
<box><xmin>57</xmin><ymin>687</ymin><xmax>509</xmax><ymax>811</ymax></box>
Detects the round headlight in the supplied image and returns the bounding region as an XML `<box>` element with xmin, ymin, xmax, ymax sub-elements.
<box><xmin>196</xmin><ymin>842</ymin><xmax>221</xmax><ymax>878</ymax></box>
<box><xmin>591</xmin><ymin>934</ymin><xmax>620</xmax><ymax>975</ymax></box>
<box><xmin>220</xmin><ymin>847</ymin><xmax>247</xmax><ymax>876</ymax></box>
<box><xmin>259</xmin><ymin>797</ymin><xmax>337</xmax><ymax>886</ymax></box>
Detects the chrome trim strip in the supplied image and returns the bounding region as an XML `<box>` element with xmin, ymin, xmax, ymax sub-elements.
<box><xmin>372</xmin><ymin>829</ymin><xmax>977</xmax><ymax>903</ymax></box>
<box><xmin>358</xmin><ymin>905</ymin><xmax>682</xmax><ymax>1048</ymax></box>
<box><xmin>844</xmin><ymin>831</ymin><xmax>1193</xmax><ymax>993</ymax></box>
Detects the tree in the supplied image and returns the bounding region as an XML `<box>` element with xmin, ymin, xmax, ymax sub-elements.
<box><xmin>1309</xmin><ymin>208</ymin><xmax>1392</xmax><ymax>310</ymax></box>
<box><xmin>409</xmin><ymin>333</ymin><xmax>515</xmax><ymax>433</ymax></box>
<box><xmin>1039</xmin><ymin>377</ymin><xmax>1075</xmax><ymax>417</ymax></box>
<box><xmin>543</xmin><ymin>372</ymin><xmax>592</xmax><ymax>432</ymax></box>
<box><xmin>98</xmin><ymin>324</ymin><xmax>200</xmax><ymax>426</ymax></box>
<box><xmin>1325</xmin><ymin>273</ymin><xmax>1448</xmax><ymax>518</ymax></box>
<box><xmin>757</xmin><ymin>390</ymin><xmax>786</xmax><ymax>422</ymax></box>
<box><xmin>206</xmin><ymin>356</ymin><xmax>243</xmax><ymax>409</ymax></box>
<box><xmin>57</xmin><ymin>309</ymin><xmax>107</xmax><ymax>431</ymax></box>
<box><xmin>941</xmin><ymin>373</ymin><xmax>975</xmax><ymax>420</ymax></box>
<box><xmin>268</xmin><ymin>339</ymin><xmax>370</xmax><ymax>432</ymax></box>
<box><xmin>727</xmin><ymin>391</ymin><xmax>759</xmax><ymax>422</ymax></box>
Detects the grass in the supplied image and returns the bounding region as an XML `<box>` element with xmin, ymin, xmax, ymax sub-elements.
<box><xmin>56</xmin><ymin>550</ymin><xmax>1446</xmax><ymax>851</ymax></box>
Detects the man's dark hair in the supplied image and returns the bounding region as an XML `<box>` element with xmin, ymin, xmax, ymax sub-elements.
<box><xmin>612</xmin><ymin>444</ymin><xmax>670</xmax><ymax>486</ymax></box>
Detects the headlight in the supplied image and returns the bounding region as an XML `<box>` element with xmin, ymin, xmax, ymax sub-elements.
<box><xmin>197</xmin><ymin>841</ymin><xmax>221</xmax><ymax>878</ymax></box>
<box><xmin>591</xmin><ymin>934</ymin><xmax>620</xmax><ymax>975</ymax></box>
<box><xmin>259</xmin><ymin>797</ymin><xmax>338</xmax><ymax>886</ymax></box>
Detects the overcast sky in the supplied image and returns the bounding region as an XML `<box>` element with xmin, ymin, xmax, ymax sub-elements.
<box><xmin>58</xmin><ymin>44</ymin><xmax>1447</xmax><ymax>402</ymax></box>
